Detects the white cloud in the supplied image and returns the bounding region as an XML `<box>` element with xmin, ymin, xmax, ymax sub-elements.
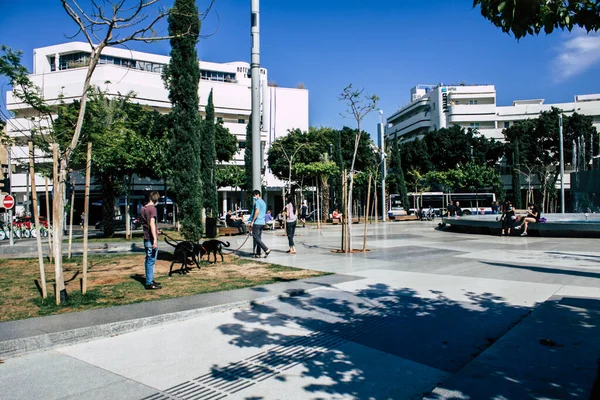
<box><xmin>553</xmin><ymin>31</ymin><xmax>600</xmax><ymax>81</ymax></box>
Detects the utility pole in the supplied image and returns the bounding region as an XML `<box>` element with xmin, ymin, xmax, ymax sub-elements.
<box><xmin>559</xmin><ymin>114</ymin><xmax>565</xmax><ymax>213</ymax></box>
<box><xmin>251</xmin><ymin>0</ymin><xmax>261</xmax><ymax>191</ymax></box>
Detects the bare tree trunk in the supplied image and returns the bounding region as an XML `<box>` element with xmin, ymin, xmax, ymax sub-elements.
<box><xmin>373</xmin><ymin>176</ymin><xmax>378</xmax><ymax>224</ymax></box>
<box><xmin>29</xmin><ymin>142</ymin><xmax>47</xmax><ymax>299</ymax></box>
<box><xmin>44</xmin><ymin>177</ymin><xmax>53</xmax><ymax>263</ymax></box>
<box><xmin>82</xmin><ymin>143</ymin><xmax>91</xmax><ymax>295</ymax></box>
<box><xmin>125</xmin><ymin>175</ymin><xmax>131</xmax><ymax>240</ymax></box>
<box><xmin>316</xmin><ymin>179</ymin><xmax>321</xmax><ymax>230</ymax></box>
<box><xmin>67</xmin><ymin>185</ymin><xmax>75</xmax><ymax>259</ymax></box>
<box><xmin>52</xmin><ymin>145</ymin><xmax>66</xmax><ymax>304</ymax></box>
<box><xmin>363</xmin><ymin>173</ymin><xmax>371</xmax><ymax>251</ymax></box>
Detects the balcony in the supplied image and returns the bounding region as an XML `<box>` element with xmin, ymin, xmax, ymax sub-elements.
<box><xmin>447</xmin><ymin>104</ymin><xmax>497</xmax><ymax>123</ymax></box>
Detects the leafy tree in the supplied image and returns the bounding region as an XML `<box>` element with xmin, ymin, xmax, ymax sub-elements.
<box><xmin>215</xmin><ymin>122</ymin><xmax>238</xmax><ymax>163</ymax></box>
<box><xmin>387</xmin><ymin>140</ymin><xmax>409</xmax><ymax>210</ymax></box>
<box><xmin>162</xmin><ymin>0</ymin><xmax>203</xmax><ymax>241</ymax></box>
<box><xmin>54</xmin><ymin>89</ymin><xmax>167</xmax><ymax>237</ymax></box>
<box><xmin>216</xmin><ymin>165</ymin><xmax>245</xmax><ymax>189</ymax></box>
<box><xmin>295</xmin><ymin>158</ymin><xmax>339</xmax><ymax>223</ymax></box>
<box><xmin>424</xmin><ymin>162</ymin><xmax>504</xmax><ymax>199</ymax></box>
<box><xmin>201</xmin><ymin>89</ymin><xmax>217</xmax><ymax>216</ymax></box>
<box><xmin>400</xmin><ymin>137</ymin><xmax>431</xmax><ymax>173</ymax></box>
<box><xmin>474</xmin><ymin>0</ymin><xmax>600</xmax><ymax>39</ymax></box>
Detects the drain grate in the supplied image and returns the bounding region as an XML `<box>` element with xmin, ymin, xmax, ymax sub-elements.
<box><xmin>143</xmin><ymin>306</ymin><xmax>397</xmax><ymax>400</ymax></box>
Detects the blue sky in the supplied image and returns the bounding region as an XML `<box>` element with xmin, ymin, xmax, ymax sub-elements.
<box><xmin>1</xmin><ymin>0</ymin><xmax>600</xmax><ymax>139</ymax></box>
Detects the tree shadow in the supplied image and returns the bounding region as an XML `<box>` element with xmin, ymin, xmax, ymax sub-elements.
<box><xmin>146</xmin><ymin>281</ymin><xmax>600</xmax><ymax>399</ymax></box>
<box><xmin>481</xmin><ymin>261</ymin><xmax>600</xmax><ymax>280</ymax></box>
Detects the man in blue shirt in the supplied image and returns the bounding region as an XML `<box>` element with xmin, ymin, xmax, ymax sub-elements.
<box><xmin>250</xmin><ymin>190</ymin><xmax>271</xmax><ymax>258</ymax></box>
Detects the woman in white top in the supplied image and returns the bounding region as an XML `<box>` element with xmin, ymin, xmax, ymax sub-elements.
<box><xmin>284</xmin><ymin>195</ymin><xmax>297</xmax><ymax>254</ymax></box>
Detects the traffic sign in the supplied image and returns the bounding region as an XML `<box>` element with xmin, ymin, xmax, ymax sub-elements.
<box><xmin>3</xmin><ymin>194</ymin><xmax>15</xmax><ymax>209</ymax></box>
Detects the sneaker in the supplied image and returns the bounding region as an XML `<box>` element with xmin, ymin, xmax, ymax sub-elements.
<box><xmin>145</xmin><ymin>283</ymin><xmax>162</xmax><ymax>290</ymax></box>
<box><xmin>152</xmin><ymin>281</ymin><xmax>162</xmax><ymax>288</ymax></box>
<box><xmin>514</xmin><ymin>226</ymin><xmax>521</xmax><ymax>230</ymax></box>
<box><xmin>521</xmin><ymin>232</ymin><xmax>528</xmax><ymax>237</ymax></box>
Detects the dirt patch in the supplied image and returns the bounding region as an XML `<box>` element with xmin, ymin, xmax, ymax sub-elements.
<box><xmin>0</xmin><ymin>254</ymin><xmax>327</xmax><ymax>322</ymax></box>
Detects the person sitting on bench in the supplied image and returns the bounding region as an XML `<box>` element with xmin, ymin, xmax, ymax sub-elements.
<box><xmin>226</xmin><ymin>210</ymin><xmax>246</xmax><ymax>234</ymax></box>
<box><xmin>515</xmin><ymin>203</ymin><xmax>540</xmax><ymax>237</ymax></box>
<box><xmin>265</xmin><ymin>210</ymin><xmax>275</xmax><ymax>230</ymax></box>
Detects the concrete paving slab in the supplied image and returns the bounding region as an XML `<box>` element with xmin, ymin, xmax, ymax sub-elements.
<box><xmin>427</xmin><ymin>297</ymin><xmax>600</xmax><ymax>400</ymax></box>
<box><xmin>0</xmin><ymin>351</ymin><xmax>145</xmax><ymax>400</ymax></box>
<box><xmin>56</xmin><ymin>307</ymin><xmax>314</xmax><ymax>390</ymax></box>
<box><xmin>230</xmin><ymin>341</ymin><xmax>450</xmax><ymax>400</ymax></box>
<box><xmin>60</xmin><ymin>380</ymin><xmax>157</xmax><ymax>400</ymax></box>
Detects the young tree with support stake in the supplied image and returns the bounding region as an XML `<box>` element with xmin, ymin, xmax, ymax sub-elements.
<box><xmin>338</xmin><ymin>84</ymin><xmax>379</xmax><ymax>253</ymax></box>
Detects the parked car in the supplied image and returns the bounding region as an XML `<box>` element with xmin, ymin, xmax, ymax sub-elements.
<box><xmin>95</xmin><ymin>215</ymin><xmax>141</xmax><ymax>231</ymax></box>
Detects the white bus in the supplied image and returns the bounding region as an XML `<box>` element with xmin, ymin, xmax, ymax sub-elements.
<box><xmin>403</xmin><ymin>192</ymin><xmax>497</xmax><ymax>216</ymax></box>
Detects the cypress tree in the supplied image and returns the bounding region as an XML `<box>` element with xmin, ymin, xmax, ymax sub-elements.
<box><xmin>243</xmin><ymin>116</ymin><xmax>253</xmax><ymax>209</ymax></box>
<box><xmin>202</xmin><ymin>89</ymin><xmax>218</xmax><ymax>216</ymax></box>
<box><xmin>162</xmin><ymin>0</ymin><xmax>203</xmax><ymax>241</ymax></box>
<box><xmin>393</xmin><ymin>141</ymin><xmax>410</xmax><ymax>210</ymax></box>
<box><xmin>332</xmin><ymin>129</ymin><xmax>344</xmax><ymax>209</ymax></box>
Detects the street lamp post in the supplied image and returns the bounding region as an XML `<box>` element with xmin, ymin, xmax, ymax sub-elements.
<box><xmin>559</xmin><ymin>114</ymin><xmax>565</xmax><ymax>213</ymax></box>
<box><xmin>378</xmin><ymin>110</ymin><xmax>386</xmax><ymax>222</ymax></box>
<box><xmin>251</xmin><ymin>0</ymin><xmax>261</xmax><ymax>191</ymax></box>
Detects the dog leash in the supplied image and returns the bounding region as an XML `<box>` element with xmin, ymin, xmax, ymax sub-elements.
<box><xmin>226</xmin><ymin>232</ymin><xmax>252</xmax><ymax>253</ymax></box>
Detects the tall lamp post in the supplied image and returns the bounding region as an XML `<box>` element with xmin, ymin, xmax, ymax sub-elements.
<box><xmin>559</xmin><ymin>114</ymin><xmax>565</xmax><ymax>213</ymax></box>
<box><xmin>378</xmin><ymin>110</ymin><xmax>386</xmax><ymax>222</ymax></box>
<box><xmin>251</xmin><ymin>0</ymin><xmax>261</xmax><ymax>191</ymax></box>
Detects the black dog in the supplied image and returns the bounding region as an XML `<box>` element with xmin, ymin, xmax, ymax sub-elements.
<box><xmin>165</xmin><ymin>237</ymin><xmax>202</xmax><ymax>276</ymax></box>
<box><xmin>201</xmin><ymin>240</ymin><xmax>230</xmax><ymax>263</ymax></box>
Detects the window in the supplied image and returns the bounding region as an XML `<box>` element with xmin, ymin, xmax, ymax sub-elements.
<box><xmin>504</xmin><ymin>122</ymin><xmax>510</xmax><ymax>128</ymax></box>
<box><xmin>59</xmin><ymin>52</ymin><xmax>90</xmax><ymax>70</ymax></box>
<box><xmin>469</xmin><ymin>100</ymin><xmax>478</xmax><ymax>105</ymax></box>
<box><xmin>239</xmin><ymin>141</ymin><xmax>246</xmax><ymax>149</ymax></box>
<box><xmin>48</xmin><ymin>56</ymin><xmax>56</xmax><ymax>72</ymax></box>
<box><xmin>238</xmin><ymin>118</ymin><xmax>245</xmax><ymax>124</ymax></box>
<box><xmin>469</xmin><ymin>123</ymin><xmax>480</xmax><ymax>128</ymax></box>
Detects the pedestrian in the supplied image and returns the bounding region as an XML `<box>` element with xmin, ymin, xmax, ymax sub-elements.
<box><xmin>284</xmin><ymin>195</ymin><xmax>297</xmax><ymax>254</ymax></box>
<box><xmin>500</xmin><ymin>200</ymin><xmax>515</xmax><ymax>236</ymax></box>
<box><xmin>80</xmin><ymin>212</ymin><xmax>85</xmax><ymax>227</ymax></box>
<box><xmin>300</xmin><ymin>201</ymin><xmax>308</xmax><ymax>227</ymax></box>
<box><xmin>455</xmin><ymin>201</ymin><xmax>463</xmax><ymax>217</ymax></box>
<box><xmin>249</xmin><ymin>190</ymin><xmax>271</xmax><ymax>258</ymax></box>
<box><xmin>140</xmin><ymin>191</ymin><xmax>162</xmax><ymax>290</ymax></box>
<box><xmin>446</xmin><ymin>200</ymin><xmax>456</xmax><ymax>217</ymax></box>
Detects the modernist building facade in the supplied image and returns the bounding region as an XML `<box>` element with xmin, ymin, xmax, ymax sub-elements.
<box><xmin>384</xmin><ymin>84</ymin><xmax>600</xmax><ymax>194</ymax></box>
<box><xmin>385</xmin><ymin>84</ymin><xmax>600</xmax><ymax>143</ymax></box>
<box><xmin>3</xmin><ymin>42</ymin><xmax>309</xmax><ymax>218</ymax></box>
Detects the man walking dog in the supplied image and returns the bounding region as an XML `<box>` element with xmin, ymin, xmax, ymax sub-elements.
<box><xmin>140</xmin><ymin>191</ymin><xmax>162</xmax><ymax>290</ymax></box>
<box><xmin>250</xmin><ymin>190</ymin><xmax>271</xmax><ymax>258</ymax></box>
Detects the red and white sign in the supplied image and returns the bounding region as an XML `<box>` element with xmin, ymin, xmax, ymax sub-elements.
<box><xmin>2</xmin><ymin>194</ymin><xmax>15</xmax><ymax>209</ymax></box>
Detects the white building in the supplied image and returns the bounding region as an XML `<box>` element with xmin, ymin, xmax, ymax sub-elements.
<box><xmin>3</xmin><ymin>42</ymin><xmax>309</xmax><ymax>218</ymax></box>
<box><xmin>386</xmin><ymin>83</ymin><xmax>600</xmax><ymax>143</ymax></box>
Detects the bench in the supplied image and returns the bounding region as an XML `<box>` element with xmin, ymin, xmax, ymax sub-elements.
<box><xmin>218</xmin><ymin>227</ymin><xmax>241</xmax><ymax>236</ymax></box>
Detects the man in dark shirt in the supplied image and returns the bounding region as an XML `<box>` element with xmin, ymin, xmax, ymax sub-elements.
<box><xmin>226</xmin><ymin>210</ymin><xmax>247</xmax><ymax>234</ymax></box>
<box><xmin>447</xmin><ymin>200</ymin><xmax>456</xmax><ymax>217</ymax></box>
<box><xmin>140</xmin><ymin>191</ymin><xmax>162</xmax><ymax>290</ymax></box>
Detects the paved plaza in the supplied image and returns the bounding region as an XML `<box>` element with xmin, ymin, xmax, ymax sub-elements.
<box><xmin>1</xmin><ymin>221</ymin><xmax>599</xmax><ymax>399</ymax></box>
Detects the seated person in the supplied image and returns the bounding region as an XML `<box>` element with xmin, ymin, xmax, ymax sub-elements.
<box><xmin>225</xmin><ymin>210</ymin><xmax>246</xmax><ymax>234</ymax></box>
<box><xmin>332</xmin><ymin>209</ymin><xmax>342</xmax><ymax>220</ymax></box>
<box><xmin>265</xmin><ymin>210</ymin><xmax>275</xmax><ymax>230</ymax></box>
<box><xmin>499</xmin><ymin>200</ymin><xmax>515</xmax><ymax>236</ymax></box>
<box><xmin>515</xmin><ymin>203</ymin><xmax>540</xmax><ymax>237</ymax></box>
